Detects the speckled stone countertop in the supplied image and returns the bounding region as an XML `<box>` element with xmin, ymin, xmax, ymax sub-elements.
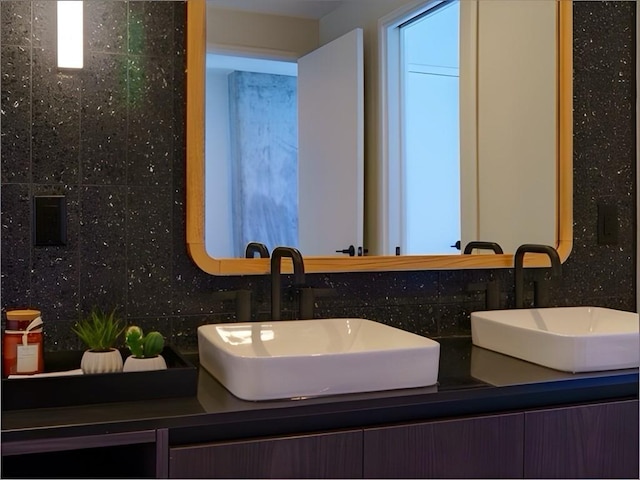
<box><xmin>2</xmin><ymin>338</ymin><xmax>637</xmax><ymax>447</ymax></box>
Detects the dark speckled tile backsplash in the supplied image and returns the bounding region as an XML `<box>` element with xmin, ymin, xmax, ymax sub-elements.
<box><xmin>0</xmin><ymin>1</ymin><xmax>636</xmax><ymax>352</ymax></box>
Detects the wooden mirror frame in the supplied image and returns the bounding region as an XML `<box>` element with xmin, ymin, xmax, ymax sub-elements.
<box><xmin>186</xmin><ymin>0</ymin><xmax>573</xmax><ymax>275</ymax></box>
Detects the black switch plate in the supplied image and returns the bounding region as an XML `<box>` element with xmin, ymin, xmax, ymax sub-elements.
<box><xmin>33</xmin><ymin>196</ymin><xmax>67</xmax><ymax>246</ymax></box>
<box><xmin>597</xmin><ymin>203</ymin><xmax>619</xmax><ymax>245</ymax></box>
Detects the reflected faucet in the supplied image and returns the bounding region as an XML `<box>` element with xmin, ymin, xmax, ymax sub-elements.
<box><xmin>271</xmin><ymin>246</ymin><xmax>312</xmax><ymax>320</ymax></box>
<box><xmin>463</xmin><ymin>241</ymin><xmax>504</xmax><ymax>255</ymax></box>
<box><xmin>245</xmin><ymin>242</ymin><xmax>270</xmax><ymax>258</ymax></box>
<box><xmin>514</xmin><ymin>244</ymin><xmax>561</xmax><ymax>308</ymax></box>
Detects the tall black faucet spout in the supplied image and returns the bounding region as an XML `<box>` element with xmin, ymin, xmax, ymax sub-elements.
<box><xmin>514</xmin><ymin>244</ymin><xmax>561</xmax><ymax>309</ymax></box>
<box><xmin>271</xmin><ymin>246</ymin><xmax>305</xmax><ymax>320</ymax></box>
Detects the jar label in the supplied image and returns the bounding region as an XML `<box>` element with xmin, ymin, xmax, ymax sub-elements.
<box><xmin>17</xmin><ymin>344</ymin><xmax>39</xmax><ymax>373</ymax></box>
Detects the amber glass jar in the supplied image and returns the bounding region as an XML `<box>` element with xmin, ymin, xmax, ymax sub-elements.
<box><xmin>2</xmin><ymin>309</ymin><xmax>44</xmax><ymax>376</ymax></box>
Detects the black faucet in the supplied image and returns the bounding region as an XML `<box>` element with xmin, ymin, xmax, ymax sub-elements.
<box><xmin>514</xmin><ymin>244</ymin><xmax>561</xmax><ymax>308</ymax></box>
<box><xmin>463</xmin><ymin>241</ymin><xmax>503</xmax><ymax>309</ymax></box>
<box><xmin>271</xmin><ymin>246</ymin><xmax>313</xmax><ymax>320</ymax></box>
<box><xmin>245</xmin><ymin>242</ymin><xmax>270</xmax><ymax>258</ymax></box>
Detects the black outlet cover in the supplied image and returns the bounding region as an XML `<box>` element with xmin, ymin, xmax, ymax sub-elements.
<box><xmin>33</xmin><ymin>196</ymin><xmax>67</xmax><ymax>246</ymax></box>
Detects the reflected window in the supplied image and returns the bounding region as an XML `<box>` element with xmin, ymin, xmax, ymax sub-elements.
<box><xmin>400</xmin><ymin>1</ymin><xmax>460</xmax><ymax>255</ymax></box>
<box><xmin>385</xmin><ymin>0</ymin><xmax>461</xmax><ymax>256</ymax></box>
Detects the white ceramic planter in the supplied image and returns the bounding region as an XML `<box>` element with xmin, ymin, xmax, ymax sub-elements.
<box><xmin>123</xmin><ymin>355</ymin><xmax>167</xmax><ymax>373</ymax></box>
<box><xmin>80</xmin><ymin>348</ymin><xmax>123</xmax><ymax>374</ymax></box>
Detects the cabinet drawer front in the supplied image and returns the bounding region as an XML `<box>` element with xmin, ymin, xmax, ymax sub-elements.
<box><xmin>524</xmin><ymin>399</ymin><xmax>639</xmax><ymax>479</ymax></box>
<box><xmin>364</xmin><ymin>412</ymin><xmax>524</xmax><ymax>478</ymax></box>
<box><xmin>169</xmin><ymin>430</ymin><xmax>363</xmax><ymax>479</ymax></box>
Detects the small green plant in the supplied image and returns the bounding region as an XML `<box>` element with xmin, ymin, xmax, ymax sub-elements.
<box><xmin>125</xmin><ymin>326</ymin><xmax>165</xmax><ymax>358</ymax></box>
<box><xmin>73</xmin><ymin>308</ymin><xmax>125</xmax><ymax>352</ymax></box>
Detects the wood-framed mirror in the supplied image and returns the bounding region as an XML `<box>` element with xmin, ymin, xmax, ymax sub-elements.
<box><xmin>186</xmin><ymin>0</ymin><xmax>573</xmax><ymax>275</ymax></box>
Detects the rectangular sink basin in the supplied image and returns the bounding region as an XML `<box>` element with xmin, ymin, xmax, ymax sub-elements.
<box><xmin>198</xmin><ymin>318</ymin><xmax>440</xmax><ymax>401</ymax></box>
<box><xmin>471</xmin><ymin>307</ymin><xmax>639</xmax><ymax>373</ymax></box>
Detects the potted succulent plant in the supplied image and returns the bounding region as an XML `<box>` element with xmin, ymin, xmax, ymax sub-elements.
<box><xmin>73</xmin><ymin>308</ymin><xmax>125</xmax><ymax>374</ymax></box>
<box><xmin>122</xmin><ymin>326</ymin><xmax>167</xmax><ymax>372</ymax></box>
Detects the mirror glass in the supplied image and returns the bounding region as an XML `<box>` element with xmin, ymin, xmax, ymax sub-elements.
<box><xmin>186</xmin><ymin>0</ymin><xmax>573</xmax><ymax>275</ymax></box>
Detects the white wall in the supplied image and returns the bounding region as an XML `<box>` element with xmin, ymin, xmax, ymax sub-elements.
<box><xmin>472</xmin><ymin>0</ymin><xmax>557</xmax><ymax>253</ymax></box>
<box><xmin>206</xmin><ymin>6</ymin><xmax>319</xmax><ymax>59</ymax></box>
<box><xmin>205</xmin><ymin>63</ymin><xmax>234</xmax><ymax>257</ymax></box>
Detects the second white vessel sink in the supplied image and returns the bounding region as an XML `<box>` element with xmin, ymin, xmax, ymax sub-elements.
<box><xmin>198</xmin><ymin>318</ymin><xmax>440</xmax><ymax>401</ymax></box>
<box><xmin>471</xmin><ymin>306</ymin><xmax>639</xmax><ymax>373</ymax></box>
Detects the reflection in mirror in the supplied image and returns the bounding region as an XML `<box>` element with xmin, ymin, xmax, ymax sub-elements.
<box><xmin>396</xmin><ymin>0</ymin><xmax>461</xmax><ymax>255</ymax></box>
<box><xmin>380</xmin><ymin>0</ymin><xmax>557</xmax><ymax>255</ymax></box>
<box><xmin>206</xmin><ymin>54</ymin><xmax>299</xmax><ymax>258</ymax></box>
<box><xmin>205</xmin><ymin>21</ymin><xmax>364</xmax><ymax>258</ymax></box>
<box><xmin>186</xmin><ymin>0</ymin><xmax>573</xmax><ymax>275</ymax></box>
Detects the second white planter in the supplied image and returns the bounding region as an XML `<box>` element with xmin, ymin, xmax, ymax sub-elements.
<box><xmin>123</xmin><ymin>355</ymin><xmax>167</xmax><ymax>372</ymax></box>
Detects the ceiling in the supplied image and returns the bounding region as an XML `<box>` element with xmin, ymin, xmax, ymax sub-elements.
<box><xmin>206</xmin><ymin>0</ymin><xmax>345</xmax><ymax>19</ymax></box>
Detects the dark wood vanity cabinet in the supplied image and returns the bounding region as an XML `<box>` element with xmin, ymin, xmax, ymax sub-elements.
<box><xmin>363</xmin><ymin>412</ymin><xmax>525</xmax><ymax>478</ymax></box>
<box><xmin>167</xmin><ymin>400</ymin><xmax>638</xmax><ymax>479</ymax></box>
<box><xmin>523</xmin><ymin>399</ymin><xmax>639</xmax><ymax>479</ymax></box>
<box><xmin>4</xmin><ymin>398</ymin><xmax>637</xmax><ymax>479</ymax></box>
<box><xmin>1</xmin><ymin>429</ymin><xmax>166</xmax><ymax>478</ymax></box>
<box><xmin>168</xmin><ymin>429</ymin><xmax>363</xmax><ymax>479</ymax></box>
<box><xmin>168</xmin><ymin>413</ymin><xmax>525</xmax><ymax>479</ymax></box>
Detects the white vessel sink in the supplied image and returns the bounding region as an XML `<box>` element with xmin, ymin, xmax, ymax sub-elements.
<box><xmin>471</xmin><ymin>307</ymin><xmax>639</xmax><ymax>373</ymax></box>
<box><xmin>198</xmin><ymin>318</ymin><xmax>440</xmax><ymax>401</ymax></box>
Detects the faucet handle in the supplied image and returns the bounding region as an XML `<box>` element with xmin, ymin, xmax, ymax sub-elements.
<box><xmin>212</xmin><ymin>289</ymin><xmax>251</xmax><ymax>322</ymax></box>
<box><xmin>467</xmin><ymin>280</ymin><xmax>500</xmax><ymax>310</ymax></box>
<box><xmin>295</xmin><ymin>286</ymin><xmax>338</xmax><ymax>320</ymax></box>
<box><xmin>310</xmin><ymin>287</ymin><xmax>338</xmax><ymax>298</ymax></box>
<box><xmin>299</xmin><ymin>287</ymin><xmax>314</xmax><ymax>320</ymax></box>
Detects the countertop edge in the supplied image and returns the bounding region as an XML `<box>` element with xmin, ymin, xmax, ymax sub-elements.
<box><xmin>2</xmin><ymin>370</ymin><xmax>637</xmax><ymax>447</ymax></box>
